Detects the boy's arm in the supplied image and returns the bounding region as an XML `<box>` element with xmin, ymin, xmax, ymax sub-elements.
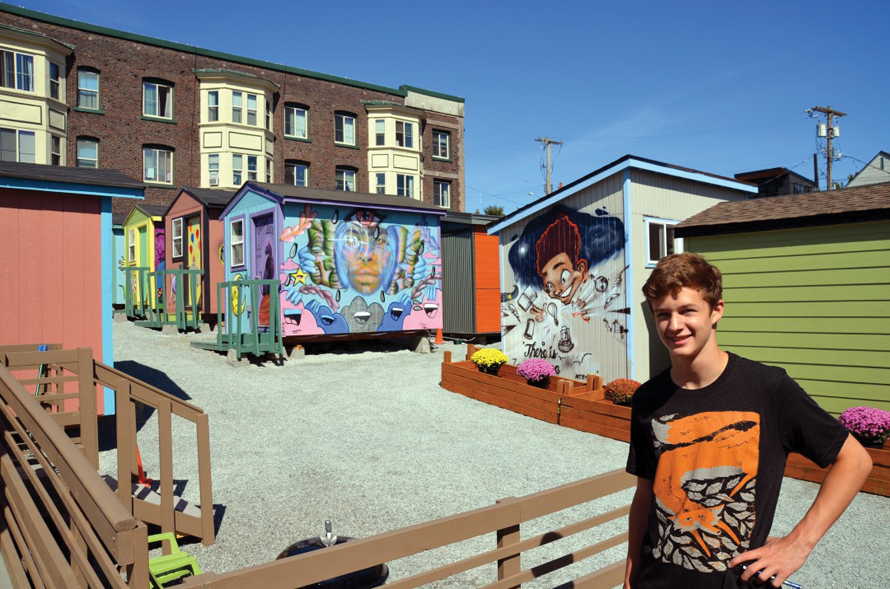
<box><xmin>623</xmin><ymin>477</ymin><xmax>653</xmax><ymax>589</ymax></box>
<box><xmin>729</xmin><ymin>433</ymin><xmax>872</xmax><ymax>587</ymax></box>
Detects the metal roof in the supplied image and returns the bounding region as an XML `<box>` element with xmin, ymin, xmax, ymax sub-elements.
<box><xmin>180</xmin><ymin>187</ymin><xmax>237</xmax><ymax>209</ymax></box>
<box><xmin>675</xmin><ymin>181</ymin><xmax>890</xmax><ymax>237</ymax></box>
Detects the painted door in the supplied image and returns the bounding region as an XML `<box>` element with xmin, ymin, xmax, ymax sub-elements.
<box><xmin>187</xmin><ymin>216</ymin><xmax>202</xmax><ymax>306</ymax></box>
<box><xmin>138</xmin><ymin>226</ymin><xmax>148</xmax><ymax>305</ymax></box>
<box><xmin>253</xmin><ymin>214</ymin><xmax>275</xmax><ymax>326</ymax></box>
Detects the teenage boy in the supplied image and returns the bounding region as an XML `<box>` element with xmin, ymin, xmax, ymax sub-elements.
<box><xmin>624</xmin><ymin>253</ymin><xmax>872</xmax><ymax>589</ymax></box>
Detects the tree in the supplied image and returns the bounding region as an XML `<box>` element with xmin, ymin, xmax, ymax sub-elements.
<box><xmin>483</xmin><ymin>205</ymin><xmax>505</xmax><ymax>217</ymax></box>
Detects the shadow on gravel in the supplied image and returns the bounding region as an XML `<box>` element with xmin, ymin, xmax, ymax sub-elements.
<box><xmin>114</xmin><ymin>360</ymin><xmax>193</xmax><ymax>403</ymax></box>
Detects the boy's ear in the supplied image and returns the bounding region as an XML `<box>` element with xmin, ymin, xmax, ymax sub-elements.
<box><xmin>711</xmin><ymin>299</ymin><xmax>725</xmax><ymax>325</ymax></box>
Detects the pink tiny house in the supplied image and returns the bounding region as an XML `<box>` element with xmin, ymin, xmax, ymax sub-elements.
<box><xmin>0</xmin><ymin>162</ymin><xmax>144</xmax><ymax>413</ymax></box>
<box><xmin>164</xmin><ymin>187</ymin><xmax>236</xmax><ymax>326</ymax></box>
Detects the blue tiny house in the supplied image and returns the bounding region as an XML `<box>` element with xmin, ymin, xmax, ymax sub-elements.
<box><xmin>218</xmin><ymin>183</ymin><xmax>446</xmax><ymax>341</ymax></box>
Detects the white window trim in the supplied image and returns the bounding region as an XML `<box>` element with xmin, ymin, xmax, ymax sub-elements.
<box><xmin>76</xmin><ymin>137</ymin><xmax>98</xmax><ymax>168</ymax></box>
<box><xmin>644</xmin><ymin>217</ymin><xmax>682</xmax><ymax>267</ymax></box>
<box><xmin>246</xmin><ymin>94</ymin><xmax>258</xmax><ymax>126</ymax></box>
<box><xmin>1</xmin><ymin>50</ymin><xmax>34</xmax><ymax>92</ymax></box>
<box><xmin>1</xmin><ymin>128</ymin><xmax>35</xmax><ymax>163</ymax></box>
<box><xmin>143</xmin><ymin>81</ymin><xmax>173</xmax><ymax>119</ymax></box>
<box><xmin>233</xmin><ymin>154</ymin><xmax>243</xmax><ymax>185</ymax></box>
<box><xmin>434</xmin><ymin>179</ymin><xmax>451</xmax><ymax>208</ymax></box>
<box><xmin>128</xmin><ymin>228</ymin><xmax>136</xmax><ymax>263</ymax></box>
<box><xmin>143</xmin><ymin>146</ymin><xmax>173</xmax><ymax>184</ymax></box>
<box><xmin>77</xmin><ymin>69</ymin><xmax>100</xmax><ymax>109</ymax></box>
<box><xmin>207</xmin><ymin>90</ymin><xmax>219</xmax><ymax>122</ymax></box>
<box><xmin>336</xmin><ymin>168</ymin><xmax>356</xmax><ymax>191</ymax></box>
<box><xmin>397</xmin><ymin>173</ymin><xmax>415</xmax><ymax>199</ymax></box>
<box><xmin>230</xmin><ymin>219</ymin><xmax>245</xmax><ymax>268</ymax></box>
<box><xmin>172</xmin><ymin>218</ymin><xmax>184</xmax><ymax>258</ymax></box>
<box><xmin>335</xmin><ymin>113</ymin><xmax>356</xmax><ymax>146</ymax></box>
<box><xmin>284</xmin><ymin>105</ymin><xmax>309</xmax><ymax>139</ymax></box>
<box><xmin>232</xmin><ymin>91</ymin><xmax>243</xmax><ymax>124</ymax></box>
<box><xmin>433</xmin><ymin>130</ymin><xmax>450</xmax><ymax>159</ymax></box>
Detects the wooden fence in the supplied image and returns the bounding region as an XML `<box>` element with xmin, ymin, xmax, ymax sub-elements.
<box><xmin>0</xmin><ymin>345</ymin><xmax>215</xmax><ymax>545</ymax></box>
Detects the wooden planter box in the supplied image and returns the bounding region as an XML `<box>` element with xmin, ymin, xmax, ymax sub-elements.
<box><xmin>440</xmin><ymin>345</ymin><xmax>890</xmax><ymax>498</ymax></box>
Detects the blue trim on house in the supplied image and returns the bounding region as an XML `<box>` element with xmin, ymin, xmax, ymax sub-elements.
<box><xmin>487</xmin><ymin>156</ymin><xmax>757</xmax><ymax>235</ymax></box>
<box><xmin>0</xmin><ymin>177</ymin><xmax>144</xmax><ymax>199</ymax></box>
<box><xmin>622</xmin><ymin>169</ymin><xmax>635</xmax><ymax>381</ymax></box>
<box><xmin>280</xmin><ymin>196</ymin><xmax>449</xmax><ymax>216</ymax></box>
<box><xmin>100</xmin><ymin>197</ymin><xmax>115</xmax><ymax>414</ymax></box>
<box><xmin>220</xmin><ymin>183</ymin><xmax>282</xmax><ymax>219</ymax></box>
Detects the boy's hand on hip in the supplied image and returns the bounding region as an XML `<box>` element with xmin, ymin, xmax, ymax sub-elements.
<box><xmin>729</xmin><ymin>535</ymin><xmax>810</xmax><ymax>587</ymax></box>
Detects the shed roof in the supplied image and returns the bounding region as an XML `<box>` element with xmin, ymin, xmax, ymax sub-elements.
<box><xmin>180</xmin><ymin>187</ymin><xmax>237</xmax><ymax>209</ymax></box>
<box><xmin>0</xmin><ymin>161</ymin><xmax>143</xmax><ymax>189</ymax></box>
<box><xmin>247</xmin><ymin>182</ymin><xmax>448</xmax><ymax>215</ymax></box>
<box><xmin>488</xmin><ymin>154</ymin><xmax>756</xmax><ymax>234</ymax></box>
<box><xmin>734</xmin><ymin>167</ymin><xmax>816</xmax><ymax>187</ymax></box>
<box><xmin>675</xmin><ymin>181</ymin><xmax>890</xmax><ymax>237</ymax></box>
<box><xmin>135</xmin><ymin>203</ymin><xmax>169</xmax><ymax>218</ymax></box>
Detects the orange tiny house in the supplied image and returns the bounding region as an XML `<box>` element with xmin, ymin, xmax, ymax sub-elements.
<box><xmin>441</xmin><ymin>212</ymin><xmax>501</xmax><ymax>340</ymax></box>
<box><xmin>164</xmin><ymin>187</ymin><xmax>237</xmax><ymax>326</ymax></box>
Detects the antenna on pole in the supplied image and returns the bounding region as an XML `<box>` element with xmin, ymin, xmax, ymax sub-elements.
<box><xmin>808</xmin><ymin>106</ymin><xmax>846</xmax><ymax>190</ymax></box>
<box><xmin>535</xmin><ymin>137</ymin><xmax>563</xmax><ymax>194</ymax></box>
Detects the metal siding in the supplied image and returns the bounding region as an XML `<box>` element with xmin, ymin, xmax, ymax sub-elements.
<box><xmin>442</xmin><ymin>228</ymin><xmax>475</xmax><ymax>333</ymax></box>
<box><xmin>688</xmin><ymin>220</ymin><xmax>890</xmax><ymax>415</ymax></box>
<box><xmin>629</xmin><ymin>169</ymin><xmax>749</xmax><ymax>381</ymax></box>
<box><xmin>497</xmin><ymin>173</ymin><xmax>629</xmax><ymax>383</ymax></box>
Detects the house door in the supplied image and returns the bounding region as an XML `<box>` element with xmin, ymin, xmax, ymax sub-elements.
<box><xmin>252</xmin><ymin>214</ymin><xmax>275</xmax><ymax>326</ymax></box>
<box><xmin>186</xmin><ymin>216</ymin><xmax>202</xmax><ymax>306</ymax></box>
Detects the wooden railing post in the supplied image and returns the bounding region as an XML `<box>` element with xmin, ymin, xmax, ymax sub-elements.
<box><xmin>196</xmin><ymin>412</ymin><xmax>215</xmax><ymax>545</ymax></box>
<box><xmin>115</xmin><ymin>379</ymin><xmax>134</xmax><ymax>513</ymax></box>
<box><xmin>586</xmin><ymin>374</ymin><xmax>602</xmax><ymax>392</ymax></box>
<box><xmin>77</xmin><ymin>348</ymin><xmax>99</xmax><ymax>470</ymax></box>
<box><xmin>123</xmin><ymin>524</ymin><xmax>149</xmax><ymax>589</ymax></box>
<box><xmin>496</xmin><ymin>496</ymin><xmax>522</xmax><ymax>589</ymax></box>
<box><xmin>443</xmin><ymin>351</ymin><xmax>452</xmax><ymax>363</ymax></box>
<box><xmin>158</xmin><ymin>399</ymin><xmax>175</xmax><ymax>533</ymax></box>
<box><xmin>466</xmin><ymin>343</ymin><xmax>476</xmax><ymax>361</ymax></box>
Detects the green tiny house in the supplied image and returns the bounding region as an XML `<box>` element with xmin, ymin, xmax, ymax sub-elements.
<box><xmin>676</xmin><ymin>182</ymin><xmax>890</xmax><ymax>415</ymax></box>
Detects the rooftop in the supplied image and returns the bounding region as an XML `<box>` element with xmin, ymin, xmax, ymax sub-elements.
<box><xmin>0</xmin><ymin>161</ymin><xmax>143</xmax><ymax>189</ymax></box>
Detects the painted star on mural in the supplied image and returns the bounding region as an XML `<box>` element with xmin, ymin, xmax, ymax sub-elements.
<box><xmin>288</xmin><ymin>268</ymin><xmax>308</xmax><ymax>286</ymax></box>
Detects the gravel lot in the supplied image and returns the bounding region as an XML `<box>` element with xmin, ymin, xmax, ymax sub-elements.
<box><xmin>105</xmin><ymin>320</ymin><xmax>890</xmax><ymax>588</ymax></box>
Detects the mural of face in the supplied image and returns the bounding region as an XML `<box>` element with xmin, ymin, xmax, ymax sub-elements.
<box><xmin>335</xmin><ymin>210</ymin><xmax>397</xmax><ymax>295</ymax></box>
<box><xmin>539</xmin><ymin>252</ymin><xmax>587</xmax><ymax>304</ymax></box>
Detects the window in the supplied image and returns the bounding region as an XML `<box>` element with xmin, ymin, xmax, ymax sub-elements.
<box><xmin>230</xmin><ymin>219</ymin><xmax>244</xmax><ymax>267</ymax></box>
<box><xmin>51</xmin><ymin>136</ymin><xmax>62</xmax><ymax>165</ymax></box>
<box><xmin>247</xmin><ymin>155</ymin><xmax>258</xmax><ymax>180</ymax></box>
<box><xmin>208</xmin><ymin>154</ymin><xmax>219</xmax><ymax>185</ymax></box>
<box><xmin>232</xmin><ymin>92</ymin><xmax>243</xmax><ymax>123</ymax></box>
<box><xmin>793</xmin><ymin>183</ymin><xmax>813</xmax><ymax>194</ymax></box>
<box><xmin>335</xmin><ymin>112</ymin><xmax>356</xmax><ymax>145</ymax></box>
<box><xmin>434</xmin><ymin>180</ymin><xmax>451</xmax><ymax>208</ymax></box>
<box><xmin>397</xmin><ymin>174</ymin><xmax>415</xmax><ymax>198</ymax></box>
<box><xmin>1</xmin><ymin>50</ymin><xmax>34</xmax><ymax>91</ymax></box>
<box><xmin>246</xmin><ymin>94</ymin><xmax>257</xmax><ymax>126</ymax></box>
<box><xmin>375</xmin><ymin>119</ymin><xmax>385</xmax><ymax>146</ymax></box>
<box><xmin>645</xmin><ymin>218</ymin><xmax>680</xmax><ymax>266</ymax></box>
<box><xmin>77</xmin><ymin>69</ymin><xmax>99</xmax><ymax>109</ymax></box>
<box><xmin>128</xmin><ymin>229</ymin><xmax>136</xmax><ymax>263</ymax></box>
<box><xmin>233</xmin><ymin>154</ymin><xmax>243</xmax><ymax>184</ymax></box>
<box><xmin>0</xmin><ymin>128</ymin><xmax>35</xmax><ymax>162</ymax></box>
<box><xmin>265</xmin><ymin>100</ymin><xmax>272</xmax><ymax>131</ymax></box>
<box><xmin>433</xmin><ymin>130</ymin><xmax>450</xmax><ymax>159</ymax></box>
<box><xmin>336</xmin><ymin>167</ymin><xmax>356</xmax><ymax>191</ymax></box>
<box><xmin>207</xmin><ymin>90</ymin><xmax>219</xmax><ymax>122</ymax></box>
<box><xmin>375</xmin><ymin>172</ymin><xmax>386</xmax><ymax>194</ymax></box>
<box><xmin>76</xmin><ymin>137</ymin><xmax>98</xmax><ymax>168</ymax></box>
<box><xmin>266</xmin><ymin>159</ymin><xmax>273</xmax><ymax>183</ymax></box>
<box><xmin>49</xmin><ymin>62</ymin><xmax>60</xmax><ymax>100</ymax></box>
<box><xmin>143</xmin><ymin>81</ymin><xmax>173</xmax><ymax>119</ymax></box>
<box><xmin>396</xmin><ymin>121</ymin><xmax>413</xmax><ymax>148</ymax></box>
<box><xmin>143</xmin><ymin>146</ymin><xmax>173</xmax><ymax>183</ymax></box>
<box><xmin>172</xmin><ymin>218</ymin><xmax>183</xmax><ymax>258</ymax></box>
<box><xmin>284</xmin><ymin>104</ymin><xmax>308</xmax><ymax>139</ymax></box>
<box><xmin>285</xmin><ymin>161</ymin><xmax>309</xmax><ymax>186</ymax></box>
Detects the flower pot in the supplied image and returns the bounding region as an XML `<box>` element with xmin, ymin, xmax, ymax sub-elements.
<box><xmin>527</xmin><ymin>376</ymin><xmax>550</xmax><ymax>389</ymax></box>
<box><xmin>853</xmin><ymin>433</ymin><xmax>887</xmax><ymax>449</ymax></box>
<box><xmin>479</xmin><ymin>364</ymin><xmax>502</xmax><ymax>376</ymax></box>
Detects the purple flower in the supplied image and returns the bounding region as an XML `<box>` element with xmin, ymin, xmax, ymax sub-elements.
<box><xmin>839</xmin><ymin>406</ymin><xmax>890</xmax><ymax>445</ymax></box>
<box><xmin>517</xmin><ymin>359</ymin><xmax>556</xmax><ymax>382</ymax></box>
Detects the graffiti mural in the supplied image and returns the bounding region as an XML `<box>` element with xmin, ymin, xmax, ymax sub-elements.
<box><xmin>502</xmin><ymin>204</ymin><xmax>627</xmax><ymax>380</ymax></box>
<box><xmin>277</xmin><ymin>203</ymin><xmax>442</xmax><ymax>335</ymax></box>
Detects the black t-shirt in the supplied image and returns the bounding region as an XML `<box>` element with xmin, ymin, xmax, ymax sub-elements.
<box><xmin>626</xmin><ymin>353</ymin><xmax>848</xmax><ymax>589</ymax></box>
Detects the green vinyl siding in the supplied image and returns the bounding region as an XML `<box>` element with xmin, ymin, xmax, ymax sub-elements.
<box><xmin>689</xmin><ymin>219</ymin><xmax>890</xmax><ymax>415</ymax></box>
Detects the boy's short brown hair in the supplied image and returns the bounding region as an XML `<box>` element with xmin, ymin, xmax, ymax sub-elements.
<box><xmin>642</xmin><ymin>253</ymin><xmax>722</xmax><ymax>309</ymax></box>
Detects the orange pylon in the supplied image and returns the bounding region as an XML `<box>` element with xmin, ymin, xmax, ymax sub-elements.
<box><xmin>136</xmin><ymin>446</ymin><xmax>153</xmax><ymax>486</ymax></box>
<box><xmin>435</xmin><ymin>329</ymin><xmax>444</xmax><ymax>344</ymax></box>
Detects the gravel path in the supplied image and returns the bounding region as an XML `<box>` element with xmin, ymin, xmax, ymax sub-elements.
<box><xmin>105</xmin><ymin>321</ymin><xmax>890</xmax><ymax>588</ymax></box>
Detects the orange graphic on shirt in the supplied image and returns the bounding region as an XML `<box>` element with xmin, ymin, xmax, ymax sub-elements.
<box><xmin>651</xmin><ymin>411</ymin><xmax>759</xmax><ymax>573</ymax></box>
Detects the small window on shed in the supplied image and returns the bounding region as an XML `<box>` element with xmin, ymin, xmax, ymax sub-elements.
<box><xmin>230</xmin><ymin>218</ymin><xmax>245</xmax><ymax>267</ymax></box>
<box><xmin>645</xmin><ymin>217</ymin><xmax>680</xmax><ymax>266</ymax></box>
<box><xmin>172</xmin><ymin>218</ymin><xmax>184</xmax><ymax>258</ymax></box>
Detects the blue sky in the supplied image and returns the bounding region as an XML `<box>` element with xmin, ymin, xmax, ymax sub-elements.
<box><xmin>20</xmin><ymin>0</ymin><xmax>889</xmax><ymax>213</ymax></box>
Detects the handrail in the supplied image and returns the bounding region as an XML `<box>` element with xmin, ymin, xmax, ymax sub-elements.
<box><xmin>95</xmin><ymin>361</ymin><xmax>204</xmax><ymax>416</ymax></box>
<box><xmin>178</xmin><ymin>469</ymin><xmax>634</xmax><ymax>588</ymax></box>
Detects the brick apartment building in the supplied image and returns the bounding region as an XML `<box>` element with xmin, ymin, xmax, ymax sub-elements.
<box><xmin>0</xmin><ymin>3</ymin><xmax>465</xmax><ymax>213</ymax></box>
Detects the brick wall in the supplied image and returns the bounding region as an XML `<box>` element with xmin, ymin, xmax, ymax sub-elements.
<box><xmin>1</xmin><ymin>10</ymin><xmax>464</xmax><ymax>214</ymax></box>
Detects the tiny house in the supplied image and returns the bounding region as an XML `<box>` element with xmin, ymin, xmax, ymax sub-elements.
<box><xmin>0</xmin><ymin>161</ymin><xmax>143</xmax><ymax>413</ymax></box>
<box><xmin>488</xmin><ymin>155</ymin><xmax>755</xmax><ymax>384</ymax></box>
<box><xmin>440</xmin><ymin>211</ymin><xmax>501</xmax><ymax>341</ymax></box>
<box><xmin>122</xmin><ymin>203</ymin><xmax>167</xmax><ymax>312</ymax></box>
<box><xmin>219</xmin><ymin>182</ymin><xmax>446</xmax><ymax>341</ymax></box>
<box><xmin>164</xmin><ymin>187</ymin><xmax>236</xmax><ymax>325</ymax></box>
<box><xmin>676</xmin><ymin>181</ymin><xmax>890</xmax><ymax>414</ymax></box>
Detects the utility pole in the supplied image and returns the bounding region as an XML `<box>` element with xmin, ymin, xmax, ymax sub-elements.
<box><xmin>808</xmin><ymin>106</ymin><xmax>846</xmax><ymax>190</ymax></box>
<box><xmin>535</xmin><ymin>136</ymin><xmax>563</xmax><ymax>194</ymax></box>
